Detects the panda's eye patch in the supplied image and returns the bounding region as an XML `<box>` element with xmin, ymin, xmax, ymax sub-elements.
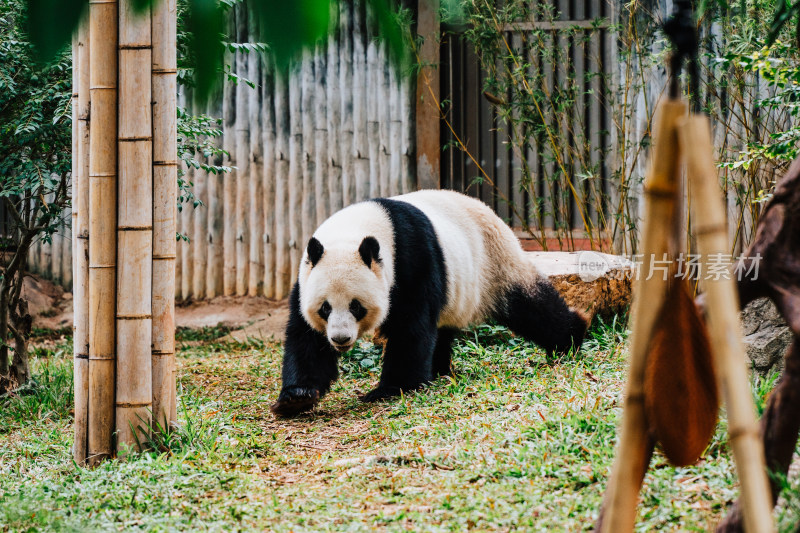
<box><xmin>318</xmin><ymin>301</ymin><xmax>332</xmax><ymax>321</ymax></box>
<box><xmin>349</xmin><ymin>299</ymin><xmax>367</xmax><ymax>321</ymax></box>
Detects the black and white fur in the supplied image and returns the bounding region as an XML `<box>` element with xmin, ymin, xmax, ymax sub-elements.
<box><xmin>270</xmin><ymin>190</ymin><xmax>588</xmax><ymax>417</ymax></box>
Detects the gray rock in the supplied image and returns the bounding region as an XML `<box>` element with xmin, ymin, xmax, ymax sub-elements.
<box><xmin>741</xmin><ymin>298</ymin><xmax>792</xmax><ymax>374</ymax></box>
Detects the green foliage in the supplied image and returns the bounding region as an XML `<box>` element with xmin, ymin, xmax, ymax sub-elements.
<box><xmin>0</xmin><ymin>0</ymin><xmax>72</xmax><ymax>243</ymax></box>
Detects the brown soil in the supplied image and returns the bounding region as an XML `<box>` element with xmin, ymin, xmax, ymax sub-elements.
<box><xmin>27</xmin><ymin>273</ymin><xmax>290</xmax><ymax>341</ymax></box>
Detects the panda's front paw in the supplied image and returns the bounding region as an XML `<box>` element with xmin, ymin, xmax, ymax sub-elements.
<box><xmin>358</xmin><ymin>385</ymin><xmax>404</xmax><ymax>403</ymax></box>
<box><xmin>270</xmin><ymin>387</ymin><xmax>320</xmax><ymax>417</ymax></box>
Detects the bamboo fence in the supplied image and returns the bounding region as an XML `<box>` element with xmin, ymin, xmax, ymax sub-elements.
<box><xmin>38</xmin><ymin>1</ymin><xmax>416</xmax><ymax>300</ymax></box>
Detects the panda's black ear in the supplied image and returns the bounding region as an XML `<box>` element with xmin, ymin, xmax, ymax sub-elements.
<box><xmin>358</xmin><ymin>236</ymin><xmax>380</xmax><ymax>267</ymax></box>
<box><xmin>307</xmin><ymin>237</ymin><xmax>324</xmax><ymax>266</ymax></box>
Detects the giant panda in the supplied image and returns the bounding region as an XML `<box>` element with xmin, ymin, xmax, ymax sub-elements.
<box><xmin>270</xmin><ymin>190</ymin><xmax>588</xmax><ymax>417</ymax></box>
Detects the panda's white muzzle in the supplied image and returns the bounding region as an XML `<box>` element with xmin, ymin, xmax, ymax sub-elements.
<box><xmin>327</xmin><ymin>310</ymin><xmax>357</xmax><ymax>353</ymax></box>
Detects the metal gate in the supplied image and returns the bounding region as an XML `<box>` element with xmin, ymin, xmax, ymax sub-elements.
<box><xmin>440</xmin><ymin>1</ymin><xmax>615</xmax><ymax>239</ymax></box>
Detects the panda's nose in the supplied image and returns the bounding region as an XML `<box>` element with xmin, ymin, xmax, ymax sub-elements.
<box><xmin>331</xmin><ymin>335</ymin><xmax>351</xmax><ymax>346</ymax></box>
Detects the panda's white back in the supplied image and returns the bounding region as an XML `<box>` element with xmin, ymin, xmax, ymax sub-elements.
<box><xmin>393</xmin><ymin>189</ymin><xmax>534</xmax><ymax>329</ymax></box>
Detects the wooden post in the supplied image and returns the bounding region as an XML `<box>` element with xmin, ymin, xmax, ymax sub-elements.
<box><xmin>679</xmin><ymin>115</ymin><xmax>775</xmax><ymax>533</ymax></box>
<box><xmin>415</xmin><ymin>0</ymin><xmax>440</xmax><ymax>190</ymax></box>
<box><xmin>87</xmin><ymin>0</ymin><xmax>118</xmax><ymax>465</ymax></box>
<box><xmin>600</xmin><ymin>101</ymin><xmax>685</xmax><ymax>531</ymax></box>
<box><xmin>72</xmin><ymin>20</ymin><xmax>91</xmax><ymax>465</ymax></box>
<box><xmin>116</xmin><ymin>0</ymin><xmax>153</xmax><ymax>449</ymax></box>
<box><xmin>152</xmin><ymin>0</ymin><xmax>177</xmax><ymax>427</ymax></box>
<box><xmin>234</xmin><ymin>5</ymin><xmax>250</xmax><ymax>296</ymax></box>
<box><xmin>248</xmin><ymin>46</ymin><xmax>264</xmax><ymax>296</ymax></box>
<box><xmin>261</xmin><ymin>55</ymin><xmax>276</xmax><ymax>298</ymax></box>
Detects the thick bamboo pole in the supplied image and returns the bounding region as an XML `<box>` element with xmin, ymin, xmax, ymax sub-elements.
<box><xmin>206</xmin><ymin>94</ymin><xmax>224</xmax><ymax>298</ymax></box>
<box><xmin>352</xmin><ymin>1</ymin><xmax>369</xmax><ymax>201</ymax></box>
<box><xmin>288</xmin><ymin>65</ymin><xmax>303</xmax><ymax>283</ymax></box>
<box><xmin>248</xmin><ymin>46</ymin><xmax>264</xmax><ymax>296</ymax></box>
<box><xmin>222</xmin><ymin>11</ymin><xmax>236</xmax><ymax>296</ymax></box>
<box><xmin>152</xmin><ymin>0</ymin><xmax>177</xmax><ymax>427</ymax></box>
<box><xmin>274</xmin><ymin>68</ymin><xmax>290</xmax><ymax>298</ymax></box>
<box><xmin>313</xmin><ymin>42</ymin><xmax>328</xmax><ymax>223</ymax></box>
<box><xmin>600</xmin><ymin>100</ymin><xmax>685</xmax><ymax>531</ymax></box>
<box><xmin>87</xmin><ymin>0</ymin><xmax>118</xmax><ymax>465</ymax></box>
<box><xmin>679</xmin><ymin>115</ymin><xmax>774</xmax><ymax>533</ymax></box>
<box><xmin>261</xmin><ymin>55</ymin><xmax>276</xmax><ymax>298</ymax></box>
<box><xmin>72</xmin><ymin>21</ymin><xmax>91</xmax><ymax>465</ymax></box>
<box><xmin>339</xmin><ymin>1</ymin><xmax>355</xmax><ymax>206</ymax></box>
<box><xmin>301</xmin><ymin>48</ymin><xmax>316</xmax><ymax>248</ymax></box>
<box><xmin>116</xmin><ymin>0</ymin><xmax>153</xmax><ymax>450</ymax></box>
<box><xmin>234</xmin><ymin>5</ymin><xmax>250</xmax><ymax>296</ymax></box>
<box><xmin>327</xmin><ymin>15</ymin><xmax>343</xmax><ymax>212</ymax></box>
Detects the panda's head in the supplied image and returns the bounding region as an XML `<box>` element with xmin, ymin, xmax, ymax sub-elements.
<box><xmin>299</xmin><ymin>235</ymin><xmax>390</xmax><ymax>353</ymax></box>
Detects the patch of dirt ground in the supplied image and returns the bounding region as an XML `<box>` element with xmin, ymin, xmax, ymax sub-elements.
<box><xmin>26</xmin><ymin>273</ymin><xmax>289</xmax><ymax>341</ymax></box>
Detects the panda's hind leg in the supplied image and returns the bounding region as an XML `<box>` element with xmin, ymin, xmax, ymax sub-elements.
<box><xmin>494</xmin><ymin>281</ymin><xmax>588</xmax><ymax>355</ymax></box>
<box><xmin>433</xmin><ymin>328</ymin><xmax>458</xmax><ymax>377</ymax></box>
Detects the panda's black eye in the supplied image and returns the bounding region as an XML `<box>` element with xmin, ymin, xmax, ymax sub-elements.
<box><xmin>318</xmin><ymin>301</ymin><xmax>332</xmax><ymax>321</ymax></box>
<box><xmin>349</xmin><ymin>299</ymin><xmax>367</xmax><ymax>321</ymax></box>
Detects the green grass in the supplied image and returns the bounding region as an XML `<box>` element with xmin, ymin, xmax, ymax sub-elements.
<box><xmin>0</xmin><ymin>319</ymin><xmax>796</xmax><ymax>531</ymax></box>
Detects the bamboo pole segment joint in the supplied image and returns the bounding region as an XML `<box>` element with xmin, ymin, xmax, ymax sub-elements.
<box><xmin>117</xmin><ymin>226</ymin><xmax>153</xmax><ymax>231</ymax></box>
<box><xmin>116</xmin><ymin>402</ymin><xmax>152</xmax><ymax>408</ymax></box>
<box><xmin>117</xmin><ymin>314</ymin><xmax>153</xmax><ymax>320</ymax></box>
<box><xmin>119</xmin><ymin>45</ymin><xmax>153</xmax><ymax>50</ymax></box>
<box><xmin>694</xmin><ymin>223</ymin><xmax>727</xmax><ymax>236</ymax></box>
<box><xmin>119</xmin><ymin>137</ymin><xmax>153</xmax><ymax>142</ymax></box>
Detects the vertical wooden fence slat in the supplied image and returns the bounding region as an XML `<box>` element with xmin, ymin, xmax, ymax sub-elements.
<box><xmin>191</xmin><ymin>140</ymin><xmax>207</xmax><ymax>299</ymax></box>
<box><xmin>206</xmin><ymin>94</ymin><xmax>224</xmax><ymax>298</ymax></box>
<box><xmin>389</xmin><ymin>64</ymin><xmax>402</xmax><ymax>197</ymax></box>
<box><xmin>234</xmin><ymin>6</ymin><xmax>250</xmax><ymax>296</ymax></box>
<box><xmin>288</xmin><ymin>65</ymin><xmax>303</xmax><ymax>284</ymax></box>
<box><xmin>378</xmin><ymin>43</ymin><xmax>391</xmax><ymax>197</ymax></box>
<box><xmin>262</xmin><ymin>55</ymin><xmax>277</xmax><ymax>298</ymax></box>
<box><xmin>367</xmin><ymin>38</ymin><xmax>380</xmax><ymax>199</ymax></box>
<box><xmin>152</xmin><ymin>0</ymin><xmax>178</xmax><ymax>427</ymax></box>
<box><xmin>222</xmin><ymin>11</ymin><xmax>237</xmax><ymax>296</ymax></box>
<box><xmin>301</xmin><ymin>48</ymin><xmax>316</xmax><ymax>246</ymax></box>
<box><xmin>352</xmin><ymin>1</ymin><xmax>370</xmax><ymax>201</ymax></box>
<box><xmin>314</xmin><ymin>42</ymin><xmax>329</xmax><ymax>223</ymax></box>
<box><xmin>248</xmin><ymin>47</ymin><xmax>264</xmax><ymax>296</ymax></box>
<box><xmin>87</xmin><ymin>0</ymin><xmax>118</xmax><ymax>466</ymax></box>
<box><xmin>274</xmin><ymin>68</ymin><xmax>290</xmax><ymax>298</ymax></box>
<box><xmin>327</xmin><ymin>15</ymin><xmax>343</xmax><ymax>211</ymax></box>
<box><xmin>339</xmin><ymin>1</ymin><xmax>355</xmax><ymax>206</ymax></box>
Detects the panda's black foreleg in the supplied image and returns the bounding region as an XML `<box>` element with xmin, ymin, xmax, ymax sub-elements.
<box><xmin>494</xmin><ymin>281</ymin><xmax>588</xmax><ymax>356</ymax></box>
<box><xmin>433</xmin><ymin>328</ymin><xmax>458</xmax><ymax>377</ymax></box>
<box><xmin>359</xmin><ymin>317</ymin><xmax>438</xmax><ymax>402</ymax></box>
<box><xmin>270</xmin><ymin>283</ymin><xmax>340</xmax><ymax>417</ymax></box>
